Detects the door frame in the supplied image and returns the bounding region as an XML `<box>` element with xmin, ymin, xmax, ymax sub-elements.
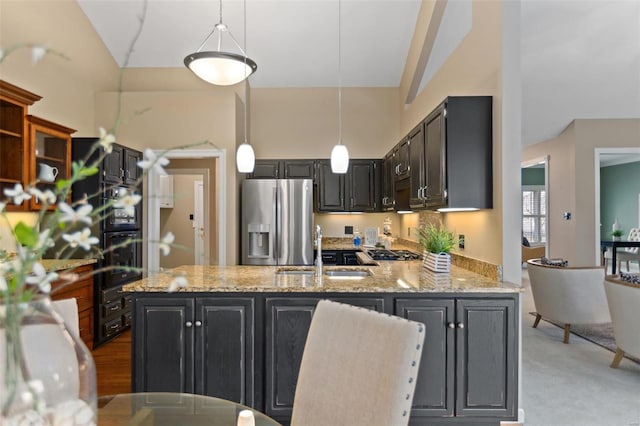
<box><xmin>194</xmin><ymin>179</ymin><xmax>204</xmax><ymax>265</ymax></box>
<box><xmin>147</xmin><ymin>149</ymin><xmax>227</xmax><ymax>275</ymax></box>
<box><xmin>521</xmin><ymin>155</ymin><xmax>549</xmax><ymax>255</ymax></box>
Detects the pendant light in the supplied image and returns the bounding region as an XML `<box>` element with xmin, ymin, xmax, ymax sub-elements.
<box><xmin>330</xmin><ymin>0</ymin><xmax>349</xmax><ymax>174</ymax></box>
<box><xmin>184</xmin><ymin>0</ymin><xmax>257</xmax><ymax>86</ymax></box>
<box><xmin>236</xmin><ymin>0</ymin><xmax>255</xmax><ymax>173</ymax></box>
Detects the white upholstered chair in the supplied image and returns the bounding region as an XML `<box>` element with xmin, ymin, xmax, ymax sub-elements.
<box><xmin>604</xmin><ymin>227</ymin><xmax>640</xmax><ymax>272</ymax></box>
<box><xmin>527</xmin><ymin>260</ymin><xmax>611</xmax><ymax>343</ymax></box>
<box><xmin>291</xmin><ymin>300</ymin><xmax>425</xmax><ymax>426</ymax></box>
<box><xmin>603</xmin><ymin>277</ymin><xmax>640</xmax><ymax>368</ymax></box>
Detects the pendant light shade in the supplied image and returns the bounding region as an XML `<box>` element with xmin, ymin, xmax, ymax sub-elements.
<box><xmin>331</xmin><ymin>144</ymin><xmax>349</xmax><ymax>174</ymax></box>
<box><xmin>236</xmin><ymin>142</ymin><xmax>255</xmax><ymax>173</ymax></box>
<box><xmin>330</xmin><ymin>0</ymin><xmax>349</xmax><ymax>174</ymax></box>
<box><xmin>184</xmin><ymin>2</ymin><xmax>257</xmax><ymax>86</ymax></box>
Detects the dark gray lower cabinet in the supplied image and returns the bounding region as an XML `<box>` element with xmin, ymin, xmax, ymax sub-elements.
<box><xmin>133</xmin><ymin>293</ymin><xmax>517</xmax><ymax>425</ymax></box>
<box><xmin>396</xmin><ymin>297</ymin><xmax>518</xmax><ymax>424</ymax></box>
<box><xmin>133</xmin><ymin>297</ymin><xmax>255</xmax><ymax>406</ymax></box>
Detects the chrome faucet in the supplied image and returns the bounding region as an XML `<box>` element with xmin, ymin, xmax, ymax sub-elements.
<box><xmin>315</xmin><ymin>224</ymin><xmax>323</xmax><ymax>276</ymax></box>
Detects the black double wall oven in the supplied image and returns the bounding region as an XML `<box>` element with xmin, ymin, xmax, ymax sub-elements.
<box><xmin>72</xmin><ymin>138</ymin><xmax>143</xmax><ymax>347</ymax></box>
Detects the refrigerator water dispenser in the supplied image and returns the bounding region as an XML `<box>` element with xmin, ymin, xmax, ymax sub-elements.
<box><xmin>248</xmin><ymin>223</ymin><xmax>271</xmax><ymax>258</ymax></box>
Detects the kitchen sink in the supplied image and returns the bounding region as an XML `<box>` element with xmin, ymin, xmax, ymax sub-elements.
<box><xmin>275</xmin><ymin>268</ymin><xmax>315</xmax><ymax>276</ymax></box>
<box><xmin>324</xmin><ymin>268</ymin><xmax>373</xmax><ymax>277</ymax></box>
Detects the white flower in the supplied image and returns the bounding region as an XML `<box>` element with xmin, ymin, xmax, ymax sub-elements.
<box><xmin>62</xmin><ymin>228</ymin><xmax>99</xmax><ymax>251</ymax></box>
<box><xmin>31</xmin><ymin>45</ymin><xmax>47</xmax><ymax>64</ymax></box>
<box><xmin>98</xmin><ymin>127</ymin><xmax>116</xmax><ymax>154</ymax></box>
<box><xmin>28</xmin><ymin>187</ymin><xmax>56</xmax><ymax>204</ymax></box>
<box><xmin>58</xmin><ymin>202</ymin><xmax>93</xmax><ymax>226</ymax></box>
<box><xmin>137</xmin><ymin>149</ymin><xmax>169</xmax><ymax>176</ymax></box>
<box><xmin>4</xmin><ymin>183</ymin><xmax>31</xmax><ymax>205</ymax></box>
<box><xmin>159</xmin><ymin>232</ymin><xmax>175</xmax><ymax>256</ymax></box>
<box><xmin>0</xmin><ymin>275</ymin><xmax>6</xmax><ymax>292</ymax></box>
<box><xmin>167</xmin><ymin>275</ymin><xmax>188</xmax><ymax>292</ymax></box>
<box><xmin>0</xmin><ymin>202</ymin><xmax>5</xmax><ymax>213</ymax></box>
<box><xmin>36</xmin><ymin>229</ymin><xmax>55</xmax><ymax>251</ymax></box>
<box><xmin>25</xmin><ymin>262</ymin><xmax>58</xmax><ymax>294</ymax></box>
<box><xmin>113</xmin><ymin>188</ymin><xmax>141</xmax><ymax>217</ymax></box>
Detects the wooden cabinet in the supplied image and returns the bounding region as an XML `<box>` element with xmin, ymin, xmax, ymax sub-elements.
<box><xmin>247</xmin><ymin>159</ymin><xmax>315</xmax><ymax>180</ymax></box>
<box><xmin>27</xmin><ymin>115</ymin><xmax>74</xmax><ymax>209</ymax></box>
<box><xmin>408</xmin><ymin>123</ymin><xmax>426</xmax><ymax>209</ymax></box>
<box><xmin>133</xmin><ymin>296</ymin><xmax>255</xmax><ymax>406</ymax></box>
<box><xmin>264</xmin><ymin>297</ymin><xmax>385</xmax><ymax>421</ymax></box>
<box><xmin>316</xmin><ymin>159</ymin><xmax>380</xmax><ymax>212</ymax></box>
<box><xmin>50</xmin><ymin>263</ymin><xmax>95</xmax><ymax>350</ymax></box>
<box><xmin>396</xmin><ymin>296</ymin><xmax>518</xmax><ymax>422</ymax></box>
<box><xmin>0</xmin><ymin>81</ymin><xmax>41</xmax><ymax>210</ymax></box>
<box><xmin>394</xmin><ymin>138</ymin><xmax>410</xmax><ymax>180</ymax></box>
<box><xmin>423</xmin><ymin>108</ymin><xmax>446</xmax><ymax>208</ymax></box>
<box><xmin>381</xmin><ymin>151</ymin><xmax>396</xmax><ymax>210</ymax></box>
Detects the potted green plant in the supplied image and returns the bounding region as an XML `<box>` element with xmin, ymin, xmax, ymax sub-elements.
<box><xmin>611</xmin><ymin>229</ymin><xmax>624</xmax><ymax>241</ymax></box>
<box><xmin>417</xmin><ymin>223</ymin><xmax>456</xmax><ymax>273</ymax></box>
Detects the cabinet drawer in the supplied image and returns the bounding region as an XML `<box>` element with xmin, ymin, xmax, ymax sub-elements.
<box><xmin>102</xmin><ymin>287</ymin><xmax>123</xmax><ymax>304</ymax></box>
<box><xmin>103</xmin><ymin>317</ymin><xmax>123</xmax><ymax>338</ymax></box>
<box><xmin>122</xmin><ymin>311</ymin><xmax>132</xmax><ymax>327</ymax></box>
<box><xmin>103</xmin><ymin>300</ymin><xmax>123</xmax><ymax>317</ymax></box>
<box><xmin>53</xmin><ymin>281</ymin><xmax>93</xmax><ymax>313</ymax></box>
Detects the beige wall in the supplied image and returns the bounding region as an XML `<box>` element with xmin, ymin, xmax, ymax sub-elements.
<box><xmin>250</xmin><ymin>88</ymin><xmax>400</xmax><ymax>158</ymax></box>
<box><xmin>160</xmin><ymin>174</ymin><xmax>199</xmax><ymax>269</ymax></box>
<box><xmin>397</xmin><ymin>1</ymin><xmax>504</xmax><ymax>265</ymax></box>
<box><xmin>315</xmin><ymin>213</ymin><xmax>401</xmax><ymax>239</ymax></box>
<box><xmin>523</xmin><ymin>118</ymin><xmax>640</xmax><ymax>266</ymax></box>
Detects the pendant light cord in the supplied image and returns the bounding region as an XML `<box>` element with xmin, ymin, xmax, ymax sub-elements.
<box><xmin>338</xmin><ymin>0</ymin><xmax>342</xmax><ymax>145</ymax></box>
<box><xmin>244</xmin><ymin>0</ymin><xmax>249</xmax><ymax>144</ymax></box>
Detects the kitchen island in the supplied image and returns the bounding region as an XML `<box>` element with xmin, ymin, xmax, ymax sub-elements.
<box><xmin>125</xmin><ymin>263</ymin><xmax>521</xmax><ymax>425</ymax></box>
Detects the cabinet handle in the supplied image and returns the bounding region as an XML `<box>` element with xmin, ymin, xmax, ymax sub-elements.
<box><xmin>424</xmin><ymin>186</ymin><xmax>430</xmax><ymax>200</ymax></box>
<box><xmin>417</xmin><ymin>187</ymin><xmax>423</xmax><ymax>200</ymax></box>
<box><xmin>447</xmin><ymin>322</ymin><xmax>456</xmax><ymax>329</ymax></box>
<box><xmin>457</xmin><ymin>323</ymin><xmax>465</xmax><ymax>329</ymax></box>
<box><xmin>109</xmin><ymin>305</ymin><xmax>120</xmax><ymax>312</ymax></box>
<box><xmin>185</xmin><ymin>321</ymin><xmax>193</xmax><ymax>328</ymax></box>
<box><xmin>120</xmin><ymin>168</ymin><xmax>124</xmax><ymax>178</ymax></box>
<box><xmin>195</xmin><ymin>320</ymin><xmax>202</xmax><ymax>327</ymax></box>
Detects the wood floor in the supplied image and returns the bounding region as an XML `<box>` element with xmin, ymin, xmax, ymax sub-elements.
<box><xmin>91</xmin><ymin>330</ymin><xmax>132</xmax><ymax>396</ymax></box>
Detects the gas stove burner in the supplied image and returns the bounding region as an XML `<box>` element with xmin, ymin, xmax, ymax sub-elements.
<box><xmin>366</xmin><ymin>249</ymin><xmax>421</xmax><ymax>261</ymax></box>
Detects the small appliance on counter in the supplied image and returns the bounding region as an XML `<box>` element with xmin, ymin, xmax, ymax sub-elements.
<box><xmin>364</xmin><ymin>227</ymin><xmax>378</xmax><ymax>246</ymax></box>
<box><xmin>366</xmin><ymin>249</ymin><xmax>421</xmax><ymax>261</ymax></box>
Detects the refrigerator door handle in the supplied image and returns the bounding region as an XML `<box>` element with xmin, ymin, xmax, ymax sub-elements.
<box><xmin>273</xmin><ymin>186</ymin><xmax>280</xmax><ymax>263</ymax></box>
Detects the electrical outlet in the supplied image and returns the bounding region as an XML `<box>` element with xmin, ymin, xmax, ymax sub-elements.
<box><xmin>458</xmin><ymin>234</ymin><xmax>465</xmax><ymax>249</ymax></box>
<box><xmin>563</xmin><ymin>212</ymin><xmax>572</xmax><ymax>220</ymax></box>
<box><xmin>345</xmin><ymin>226</ymin><xmax>353</xmax><ymax>235</ymax></box>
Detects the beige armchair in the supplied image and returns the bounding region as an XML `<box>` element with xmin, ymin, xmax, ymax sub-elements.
<box><xmin>527</xmin><ymin>260</ymin><xmax>611</xmax><ymax>343</ymax></box>
<box><xmin>291</xmin><ymin>300</ymin><xmax>425</xmax><ymax>426</ymax></box>
<box><xmin>522</xmin><ymin>244</ymin><xmax>545</xmax><ymax>264</ymax></box>
<box><xmin>603</xmin><ymin>277</ymin><xmax>640</xmax><ymax>368</ymax></box>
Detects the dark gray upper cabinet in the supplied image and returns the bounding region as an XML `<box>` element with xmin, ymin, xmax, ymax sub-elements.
<box><xmin>438</xmin><ymin>96</ymin><xmax>492</xmax><ymax>210</ymax></box>
<box><xmin>248</xmin><ymin>160</ymin><xmax>280</xmax><ymax>179</ymax></box>
<box><xmin>381</xmin><ymin>151</ymin><xmax>395</xmax><ymax>210</ymax></box>
<box><xmin>408</xmin><ymin>123</ymin><xmax>426</xmax><ymax>209</ymax></box>
<box><xmin>348</xmin><ymin>159</ymin><xmax>380</xmax><ymax>212</ymax></box>
<box><xmin>103</xmin><ymin>145</ymin><xmax>124</xmax><ymax>185</ymax></box>
<box><xmin>423</xmin><ymin>108</ymin><xmax>446</xmax><ymax>208</ymax></box>
<box><xmin>247</xmin><ymin>160</ymin><xmax>315</xmax><ymax>179</ymax></box>
<box><xmin>124</xmin><ymin>148</ymin><xmax>141</xmax><ymax>185</ymax></box>
<box><xmin>394</xmin><ymin>138</ymin><xmax>410</xmax><ymax>181</ymax></box>
<box><xmin>317</xmin><ymin>160</ymin><xmax>346</xmax><ymax>211</ymax></box>
<box><xmin>316</xmin><ymin>159</ymin><xmax>380</xmax><ymax>212</ymax></box>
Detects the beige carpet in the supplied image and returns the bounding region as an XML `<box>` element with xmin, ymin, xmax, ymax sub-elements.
<box><xmin>529</xmin><ymin>312</ymin><xmax>639</xmax><ymax>364</ymax></box>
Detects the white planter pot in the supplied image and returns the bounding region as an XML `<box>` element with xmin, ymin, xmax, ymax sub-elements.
<box><xmin>423</xmin><ymin>251</ymin><xmax>451</xmax><ymax>273</ymax></box>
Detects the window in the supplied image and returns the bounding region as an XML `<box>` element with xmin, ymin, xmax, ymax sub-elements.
<box><xmin>522</xmin><ymin>185</ymin><xmax>546</xmax><ymax>244</ymax></box>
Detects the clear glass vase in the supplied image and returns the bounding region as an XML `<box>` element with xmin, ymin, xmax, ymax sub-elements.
<box><xmin>0</xmin><ymin>295</ymin><xmax>97</xmax><ymax>425</ymax></box>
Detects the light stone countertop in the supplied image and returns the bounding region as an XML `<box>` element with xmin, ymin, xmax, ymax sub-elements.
<box><xmin>123</xmin><ymin>262</ymin><xmax>522</xmax><ymax>294</ymax></box>
<box><xmin>41</xmin><ymin>258</ymin><xmax>97</xmax><ymax>272</ymax></box>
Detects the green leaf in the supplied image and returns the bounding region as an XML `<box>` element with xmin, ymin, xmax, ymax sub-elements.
<box><xmin>15</xmin><ymin>221</ymin><xmax>38</xmax><ymax>248</ymax></box>
<box><xmin>80</xmin><ymin>166</ymin><xmax>99</xmax><ymax>177</ymax></box>
<box><xmin>56</xmin><ymin>179</ymin><xmax>70</xmax><ymax>191</ymax></box>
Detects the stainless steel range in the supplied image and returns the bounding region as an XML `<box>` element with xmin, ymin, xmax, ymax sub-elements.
<box><xmin>366</xmin><ymin>249</ymin><xmax>421</xmax><ymax>261</ymax></box>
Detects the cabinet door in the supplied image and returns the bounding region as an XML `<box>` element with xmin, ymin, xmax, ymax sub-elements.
<box><xmin>195</xmin><ymin>298</ymin><xmax>255</xmax><ymax>406</ymax></box>
<box><xmin>455</xmin><ymin>298</ymin><xmax>517</xmax><ymax>419</ymax></box>
<box><xmin>103</xmin><ymin>145</ymin><xmax>124</xmax><ymax>184</ymax></box>
<box><xmin>28</xmin><ymin>116</ymin><xmax>73</xmax><ymax>210</ymax></box>
<box><xmin>424</xmin><ymin>109</ymin><xmax>446</xmax><ymax>207</ymax></box>
<box><xmin>316</xmin><ymin>160</ymin><xmax>346</xmax><ymax>212</ymax></box>
<box><xmin>395</xmin><ymin>139</ymin><xmax>410</xmax><ymax>180</ymax></box>
<box><xmin>133</xmin><ymin>298</ymin><xmax>195</xmax><ymax>393</ymax></box>
<box><xmin>124</xmin><ymin>148</ymin><xmax>141</xmax><ymax>186</ymax></box>
<box><xmin>265</xmin><ymin>297</ymin><xmax>384</xmax><ymax>421</ymax></box>
<box><xmin>396</xmin><ymin>299</ymin><xmax>454</xmax><ymax>418</ymax></box>
<box><xmin>283</xmin><ymin>160</ymin><xmax>315</xmax><ymax>179</ymax></box>
<box><xmin>382</xmin><ymin>152</ymin><xmax>395</xmax><ymax>210</ymax></box>
<box><xmin>408</xmin><ymin>124</ymin><xmax>426</xmax><ymax>209</ymax></box>
<box><xmin>348</xmin><ymin>160</ymin><xmax>378</xmax><ymax>212</ymax></box>
<box><xmin>248</xmin><ymin>160</ymin><xmax>281</xmax><ymax>179</ymax></box>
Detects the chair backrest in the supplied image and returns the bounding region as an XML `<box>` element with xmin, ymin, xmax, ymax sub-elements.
<box><xmin>624</xmin><ymin>228</ymin><xmax>640</xmax><ymax>254</ymax></box>
<box><xmin>52</xmin><ymin>297</ymin><xmax>80</xmax><ymax>337</ymax></box>
<box><xmin>527</xmin><ymin>260</ymin><xmax>610</xmax><ymax>325</ymax></box>
<box><xmin>604</xmin><ymin>278</ymin><xmax>640</xmax><ymax>359</ymax></box>
<box><xmin>291</xmin><ymin>300</ymin><xmax>425</xmax><ymax>426</ymax></box>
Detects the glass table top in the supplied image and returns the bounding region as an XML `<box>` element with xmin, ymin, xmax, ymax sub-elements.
<box><xmin>98</xmin><ymin>392</ymin><xmax>281</xmax><ymax>426</ymax></box>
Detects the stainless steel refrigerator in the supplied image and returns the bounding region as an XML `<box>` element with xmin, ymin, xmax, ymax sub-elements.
<box><xmin>241</xmin><ymin>179</ymin><xmax>314</xmax><ymax>265</ymax></box>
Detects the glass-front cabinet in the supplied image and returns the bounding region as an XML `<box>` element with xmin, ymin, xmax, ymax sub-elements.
<box><xmin>27</xmin><ymin>115</ymin><xmax>75</xmax><ymax>210</ymax></box>
<box><xmin>0</xmin><ymin>81</ymin><xmax>41</xmax><ymax>211</ymax></box>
